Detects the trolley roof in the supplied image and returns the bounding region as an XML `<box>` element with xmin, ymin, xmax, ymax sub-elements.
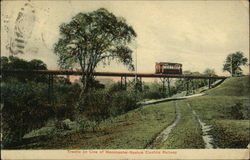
<box><xmin>156</xmin><ymin>62</ymin><xmax>182</xmax><ymax>65</ymax></box>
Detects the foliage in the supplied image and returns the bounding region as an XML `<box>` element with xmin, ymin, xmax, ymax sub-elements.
<box><xmin>1</xmin><ymin>80</ymin><xmax>82</xmax><ymax>148</ymax></box>
<box><xmin>14</xmin><ymin>101</ymin><xmax>176</xmax><ymax>149</ymax></box>
<box><xmin>1</xmin><ymin>56</ymin><xmax>48</xmax><ymax>83</ymax></box>
<box><xmin>210</xmin><ymin>120</ymin><xmax>249</xmax><ymax>148</ymax></box>
<box><xmin>174</xmin><ymin>70</ymin><xmax>213</xmax><ymax>95</ymax></box>
<box><xmin>2</xmin><ymin>82</ymin><xmax>53</xmax><ymax>147</ymax></box>
<box><xmin>107</xmin><ymin>82</ymin><xmax>124</xmax><ymax>92</ymax></box>
<box><xmin>8</xmin><ymin>76</ymin><xmax>250</xmax><ymax>149</ymax></box>
<box><xmin>78</xmin><ymin>89</ymin><xmax>140</xmax><ymax>121</ymax></box>
<box><xmin>54</xmin><ymin>8</ymin><xmax>137</xmax><ymax>93</ymax></box>
<box><xmin>1</xmin><ymin>56</ymin><xmax>47</xmax><ymax>70</ymax></box>
<box><xmin>107</xmin><ymin>78</ymin><xmax>145</xmax><ymax>94</ymax></box>
<box><xmin>142</xmin><ymin>81</ymin><xmax>167</xmax><ymax>99</ymax></box>
<box><xmin>223</xmin><ymin>51</ymin><xmax>248</xmax><ymax>76</ymax></box>
<box><xmin>106</xmin><ymin>80</ymin><xmax>172</xmax><ymax>100</ymax></box>
<box><xmin>203</xmin><ymin>68</ymin><xmax>216</xmax><ymax>76</ymax></box>
<box><xmin>184</xmin><ymin>76</ymin><xmax>250</xmax><ymax>148</ymax></box>
<box><xmin>53</xmin><ymin>82</ymin><xmax>81</xmax><ymax>113</ymax></box>
<box><xmin>228</xmin><ymin>103</ymin><xmax>244</xmax><ymax>120</ymax></box>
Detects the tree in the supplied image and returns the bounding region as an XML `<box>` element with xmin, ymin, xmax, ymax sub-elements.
<box><xmin>54</xmin><ymin>8</ymin><xmax>137</xmax><ymax>96</ymax></box>
<box><xmin>1</xmin><ymin>56</ymin><xmax>48</xmax><ymax>83</ymax></box>
<box><xmin>223</xmin><ymin>51</ymin><xmax>248</xmax><ymax>77</ymax></box>
<box><xmin>203</xmin><ymin>68</ymin><xmax>217</xmax><ymax>84</ymax></box>
<box><xmin>203</xmin><ymin>68</ymin><xmax>216</xmax><ymax>76</ymax></box>
<box><xmin>29</xmin><ymin>59</ymin><xmax>47</xmax><ymax>70</ymax></box>
<box><xmin>2</xmin><ymin>82</ymin><xmax>54</xmax><ymax>147</ymax></box>
<box><xmin>1</xmin><ymin>56</ymin><xmax>47</xmax><ymax>71</ymax></box>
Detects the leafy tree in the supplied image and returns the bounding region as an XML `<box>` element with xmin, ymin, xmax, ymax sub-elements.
<box><xmin>2</xmin><ymin>82</ymin><xmax>54</xmax><ymax>147</ymax></box>
<box><xmin>223</xmin><ymin>51</ymin><xmax>248</xmax><ymax>76</ymax></box>
<box><xmin>1</xmin><ymin>56</ymin><xmax>48</xmax><ymax>82</ymax></box>
<box><xmin>0</xmin><ymin>56</ymin><xmax>47</xmax><ymax>70</ymax></box>
<box><xmin>54</xmin><ymin>8</ymin><xmax>137</xmax><ymax>96</ymax></box>
<box><xmin>29</xmin><ymin>59</ymin><xmax>47</xmax><ymax>70</ymax></box>
<box><xmin>141</xmin><ymin>81</ymin><xmax>166</xmax><ymax>99</ymax></box>
<box><xmin>2</xmin><ymin>79</ymin><xmax>82</xmax><ymax>148</ymax></box>
<box><xmin>203</xmin><ymin>68</ymin><xmax>216</xmax><ymax>76</ymax></box>
<box><xmin>203</xmin><ymin>68</ymin><xmax>217</xmax><ymax>84</ymax></box>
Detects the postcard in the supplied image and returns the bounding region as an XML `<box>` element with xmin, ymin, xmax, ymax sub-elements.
<box><xmin>1</xmin><ymin>0</ymin><xmax>249</xmax><ymax>159</ymax></box>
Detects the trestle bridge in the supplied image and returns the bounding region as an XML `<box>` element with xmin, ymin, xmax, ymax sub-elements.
<box><xmin>2</xmin><ymin>69</ymin><xmax>228</xmax><ymax>103</ymax></box>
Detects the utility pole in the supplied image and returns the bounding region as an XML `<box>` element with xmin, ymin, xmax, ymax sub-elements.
<box><xmin>134</xmin><ymin>41</ymin><xmax>138</xmax><ymax>91</ymax></box>
<box><xmin>231</xmin><ymin>54</ymin><xmax>233</xmax><ymax>77</ymax></box>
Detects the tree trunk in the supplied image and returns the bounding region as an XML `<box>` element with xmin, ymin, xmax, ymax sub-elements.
<box><xmin>75</xmin><ymin>74</ymin><xmax>88</xmax><ymax>115</ymax></box>
<box><xmin>167</xmin><ymin>78</ymin><xmax>171</xmax><ymax>96</ymax></box>
<box><xmin>78</xmin><ymin>73</ymin><xmax>94</xmax><ymax>101</ymax></box>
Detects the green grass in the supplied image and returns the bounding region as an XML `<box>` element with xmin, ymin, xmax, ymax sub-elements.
<box><xmin>185</xmin><ymin>96</ymin><xmax>249</xmax><ymax>148</ymax></box>
<box><xmin>17</xmin><ymin>101</ymin><xmax>176</xmax><ymax>149</ymax></box>
<box><xmin>160</xmin><ymin>101</ymin><xmax>205</xmax><ymax>149</ymax></box>
<box><xmin>161</xmin><ymin>76</ymin><xmax>249</xmax><ymax>149</ymax></box>
<box><xmin>206</xmin><ymin>76</ymin><xmax>249</xmax><ymax>97</ymax></box>
<box><xmin>210</xmin><ymin>120</ymin><xmax>249</xmax><ymax>148</ymax></box>
<box><xmin>186</xmin><ymin>96</ymin><xmax>249</xmax><ymax>120</ymax></box>
<box><xmin>182</xmin><ymin>76</ymin><xmax>250</xmax><ymax>148</ymax></box>
<box><xmin>15</xmin><ymin>76</ymin><xmax>250</xmax><ymax>149</ymax></box>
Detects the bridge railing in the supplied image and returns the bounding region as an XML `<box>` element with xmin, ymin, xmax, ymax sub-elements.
<box><xmin>1</xmin><ymin>69</ymin><xmax>228</xmax><ymax>79</ymax></box>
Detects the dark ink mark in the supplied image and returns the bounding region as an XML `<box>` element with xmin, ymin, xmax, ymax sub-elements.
<box><xmin>16</xmin><ymin>12</ymin><xmax>24</xmax><ymax>22</ymax></box>
<box><xmin>16</xmin><ymin>45</ymin><xmax>25</xmax><ymax>49</ymax></box>
<box><xmin>10</xmin><ymin>0</ymin><xmax>36</xmax><ymax>55</ymax></box>
<box><xmin>16</xmin><ymin>50</ymin><xmax>24</xmax><ymax>54</ymax></box>
<box><xmin>15</xmin><ymin>38</ymin><xmax>25</xmax><ymax>43</ymax></box>
<box><xmin>15</xmin><ymin>32</ymin><xmax>24</xmax><ymax>38</ymax></box>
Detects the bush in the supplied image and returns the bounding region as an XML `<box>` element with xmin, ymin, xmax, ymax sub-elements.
<box><xmin>142</xmin><ymin>90</ymin><xmax>166</xmax><ymax>99</ymax></box>
<box><xmin>1</xmin><ymin>81</ymin><xmax>82</xmax><ymax>148</ymax></box>
<box><xmin>139</xmin><ymin>82</ymin><xmax>165</xmax><ymax>99</ymax></box>
<box><xmin>78</xmin><ymin>90</ymin><xmax>140</xmax><ymax>121</ymax></box>
<box><xmin>228</xmin><ymin>103</ymin><xmax>244</xmax><ymax>120</ymax></box>
<box><xmin>109</xmin><ymin>91</ymin><xmax>139</xmax><ymax>115</ymax></box>
<box><xmin>52</xmin><ymin>83</ymin><xmax>81</xmax><ymax>120</ymax></box>
<box><xmin>2</xmin><ymin>82</ymin><xmax>54</xmax><ymax>147</ymax></box>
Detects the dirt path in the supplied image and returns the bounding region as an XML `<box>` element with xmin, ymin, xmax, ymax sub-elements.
<box><xmin>146</xmin><ymin>102</ymin><xmax>181</xmax><ymax>149</ymax></box>
<box><xmin>144</xmin><ymin>94</ymin><xmax>213</xmax><ymax>149</ymax></box>
<box><xmin>190</xmin><ymin>106</ymin><xmax>214</xmax><ymax>149</ymax></box>
<box><xmin>141</xmin><ymin>93</ymin><xmax>204</xmax><ymax>107</ymax></box>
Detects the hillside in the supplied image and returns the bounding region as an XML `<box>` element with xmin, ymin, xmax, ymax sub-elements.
<box><xmin>13</xmin><ymin>76</ymin><xmax>249</xmax><ymax>149</ymax></box>
<box><xmin>206</xmin><ymin>76</ymin><xmax>249</xmax><ymax>96</ymax></box>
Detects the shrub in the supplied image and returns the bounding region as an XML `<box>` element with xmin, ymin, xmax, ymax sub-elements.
<box><xmin>1</xmin><ymin>81</ymin><xmax>82</xmax><ymax>147</ymax></box>
<box><xmin>142</xmin><ymin>90</ymin><xmax>166</xmax><ymax>99</ymax></box>
<box><xmin>78</xmin><ymin>90</ymin><xmax>140</xmax><ymax>121</ymax></box>
<box><xmin>109</xmin><ymin>91</ymin><xmax>139</xmax><ymax>115</ymax></box>
<box><xmin>52</xmin><ymin>83</ymin><xmax>81</xmax><ymax>120</ymax></box>
<box><xmin>228</xmin><ymin>103</ymin><xmax>244</xmax><ymax>120</ymax></box>
<box><xmin>2</xmin><ymin>82</ymin><xmax>53</xmax><ymax>147</ymax></box>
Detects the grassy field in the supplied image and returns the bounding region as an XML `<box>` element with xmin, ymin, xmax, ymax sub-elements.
<box><xmin>161</xmin><ymin>76</ymin><xmax>249</xmax><ymax>148</ymax></box>
<box><xmin>206</xmin><ymin>76</ymin><xmax>249</xmax><ymax>97</ymax></box>
<box><xmin>16</xmin><ymin>76</ymin><xmax>249</xmax><ymax>149</ymax></box>
<box><xmin>160</xmin><ymin>101</ymin><xmax>205</xmax><ymax>149</ymax></box>
<box><xmin>185</xmin><ymin>76</ymin><xmax>249</xmax><ymax>148</ymax></box>
<box><xmin>17</xmin><ymin>101</ymin><xmax>176</xmax><ymax>149</ymax></box>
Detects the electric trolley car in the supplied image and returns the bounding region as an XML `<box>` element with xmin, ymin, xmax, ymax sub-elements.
<box><xmin>155</xmin><ymin>62</ymin><xmax>182</xmax><ymax>74</ymax></box>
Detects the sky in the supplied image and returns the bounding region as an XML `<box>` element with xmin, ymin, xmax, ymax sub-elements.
<box><xmin>1</xmin><ymin>0</ymin><xmax>249</xmax><ymax>76</ymax></box>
